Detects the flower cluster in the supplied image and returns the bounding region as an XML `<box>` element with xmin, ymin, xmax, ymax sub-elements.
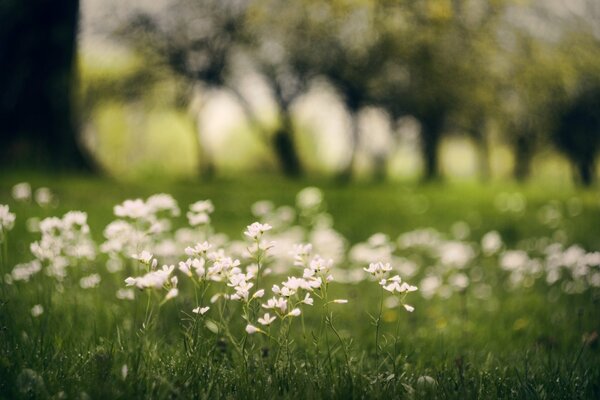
<box><xmin>26</xmin><ymin>211</ymin><xmax>96</xmax><ymax>281</ymax></box>
<box><xmin>0</xmin><ymin>204</ymin><xmax>16</xmax><ymax>240</ymax></box>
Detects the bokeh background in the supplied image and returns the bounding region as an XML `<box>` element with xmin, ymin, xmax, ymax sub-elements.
<box><xmin>1</xmin><ymin>0</ymin><xmax>600</xmax><ymax>185</ymax></box>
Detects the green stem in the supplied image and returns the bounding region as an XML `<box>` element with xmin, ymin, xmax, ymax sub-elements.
<box><xmin>375</xmin><ymin>285</ymin><xmax>384</xmax><ymax>368</ymax></box>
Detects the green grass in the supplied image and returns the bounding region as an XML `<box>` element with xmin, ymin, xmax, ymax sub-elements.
<box><xmin>1</xmin><ymin>172</ymin><xmax>599</xmax><ymax>399</ymax></box>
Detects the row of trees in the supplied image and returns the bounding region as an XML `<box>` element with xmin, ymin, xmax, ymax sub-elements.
<box><xmin>2</xmin><ymin>0</ymin><xmax>600</xmax><ymax>184</ymax></box>
<box><xmin>119</xmin><ymin>0</ymin><xmax>600</xmax><ymax>184</ymax></box>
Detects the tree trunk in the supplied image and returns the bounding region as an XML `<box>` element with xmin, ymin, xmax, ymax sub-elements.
<box><xmin>421</xmin><ymin>115</ymin><xmax>443</xmax><ymax>181</ymax></box>
<box><xmin>472</xmin><ymin>117</ymin><xmax>490</xmax><ymax>182</ymax></box>
<box><xmin>335</xmin><ymin>113</ymin><xmax>360</xmax><ymax>183</ymax></box>
<box><xmin>577</xmin><ymin>160</ymin><xmax>594</xmax><ymax>187</ymax></box>
<box><xmin>189</xmin><ymin>85</ymin><xmax>216</xmax><ymax>179</ymax></box>
<box><xmin>514</xmin><ymin>133</ymin><xmax>532</xmax><ymax>182</ymax></box>
<box><xmin>272</xmin><ymin>111</ymin><xmax>302</xmax><ymax>177</ymax></box>
<box><xmin>0</xmin><ymin>0</ymin><xmax>93</xmax><ymax>171</ymax></box>
<box><xmin>372</xmin><ymin>155</ymin><xmax>387</xmax><ymax>182</ymax></box>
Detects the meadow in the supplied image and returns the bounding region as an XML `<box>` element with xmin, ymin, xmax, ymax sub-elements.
<box><xmin>1</xmin><ymin>173</ymin><xmax>599</xmax><ymax>399</ymax></box>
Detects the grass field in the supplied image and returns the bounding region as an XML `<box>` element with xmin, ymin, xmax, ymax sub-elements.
<box><xmin>1</xmin><ymin>172</ymin><xmax>599</xmax><ymax>399</ymax></box>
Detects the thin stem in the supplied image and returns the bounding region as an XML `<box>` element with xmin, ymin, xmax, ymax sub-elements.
<box><xmin>375</xmin><ymin>285</ymin><xmax>384</xmax><ymax>368</ymax></box>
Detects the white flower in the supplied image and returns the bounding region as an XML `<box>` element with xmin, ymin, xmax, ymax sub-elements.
<box><xmin>251</xmin><ymin>200</ymin><xmax>274</xmax><ymax>217</ymax></box>
<box><xmin>11</xmin><ymin>260</ymin><xmax>42</xmax><ymax>282</ymax></box>
<box><xmin>302</xmin><ymin>293</ymin><xmax>314</xmax><ymax>306</ymax></box>
<box><xmin>287</xmin><ymin>308</ymin><xmax>301</xmax><ymax>317</ymax></box>
<box><xmin>165</xmin><ymin>288</ymin><xmax>179</xmax><ymax>300</ymax></box>
<box><xmin>0</xmin><ymin>205</ymin><xmax>16</xmax><ymax>232</ymax></box>
<box><xmin>146</xmin><ymin>194</ymin><xmax>180</xmax><ymax>216</ymax></box>
<box><xmin>31</xmin><ymin>304</ymin><xmax>44</xmax><ymax>317</ymax></box>
<box><xmin>263</xmin><ymin>297</ymin><xmax>287</xmax><ymax>313</ymax></box>
<box><xmin>333</xmin><ymin>299</ymin><xmax>348</xmax><ymax>304</ymax></box>
<box><xmin>79</xmin><ymin>274</ymin><xmax>101</xmax><ymax>289</ymax></box>
<box><xmin>292</xmin><ymin>243</ymin><xmax>313</xmax><ymax>267</ymax></box>
<box><xmin>35</xmin><ymin>187</ymin><xmax>53</xmax><ymax>207</ymax></box>
<box><xmin>192</xmin><ymin>306</ymin><xmax>210</xmax><ymax>315</ymax></box>
<box><xmin>244</xmin><ymin>222</ymin><xmax>273</xmax><ymax>240</ymax></box>
<box><xmin>403</xmin><ymin>304</ymin><xmax>415</xmax><ymax>312</ymax></box>
<box><xmin>296</xmin><ymin>187</ymin><xmax>323</xmax><ymax>210</ymax></box>
<box><xmin>131</xmin><ymin>251</ymin><xmax>157</xmax><ymax>267</ymax></box>
<box><xmin>245</xmin><ymin>324</ymin><xmax>260</xmax><ymax>334</ymax></box>
<box><xmin>253</xmin><ymin>289</ymin><xmax>265</xmax><ymax>299</ymax></box>
<box><xmin>187</xmin><ymin>200</ymin><xmax>214</xmax><ymax>226</ymax></box>
<box><xmin>178</xmin><ymin>260</ymin><xmax>193</xmax><ymax>277</ymax></box>
<box><xmin>481</xmin><ymin>231</ymin><xmax>502</xmax><ymax>255</ymax></box>
<box><xmin>116</xmin><ymin>289</ymin><xmax>135</xmax><ymax>300</ymax></box>
<box><xmin>114</xmin><ymin>199</ymin><xmax>149</xmax><ymax>219</ymax></box>
<box><xmin>190</xmin><ymin>200</ymin><xmax>214</xmax><ymax>214</ymax></box>
<box><xmin>185</xmin><ymin>241</ymin><xmax>212</xmax><ymax>256</ymax></box>
<box><xmin>382</xmin><ymin>276</ymin><xmax>418</xmax><ymax>294</ymax></box>
<box><xmin>364</xmin><ymin>261</ymin><xmax>392</xmax><ymax>279</ymax></box>
<box><xmin>309</xmin><ymin>256</ymin><xmax>333</xmax><ymax>274</ymax></box>
<box><xmin>187</xmin><ymin>211</ymin><xmax>210</xmax><ymax>226</ymax></box>
<box><xmin>124</xmin><ymin>277</ymin><xmax>137</xmax><ymax>287</ymax></box>
<box><xmin>258</xmin><ymin>313</ymin><xmax>276</xmax><ymax>326</ymax></box>
<box><xmin>12</xmin><ymin>182</ymin><xmax>31</xmax><ymax>202</ymax></box>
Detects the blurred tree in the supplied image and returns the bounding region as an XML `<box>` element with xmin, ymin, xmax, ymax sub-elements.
<box><xmin>122</xmin><ymin>0</ymin><xmax>311</xmax><ymax>177</ymax></box>
<box><xmin>310</xmin><ymin>1</ymin><xmax>392</xmax><ymax>181</ymax></box>
<box><xmin>374</xmin><ymin>1</ymin><xmax>472</xmax><ymax>181</ymax></box>
<box><xmin>243</xmin><ymin>0</ymin><xmax>323</xmax><ymax>177</ymax></box>
<box><xmin>119</xmin><ymin>0</ymin><xmax>250</xmax><ymax>177</ymax></box>
<box><xmin>0</xmin><ymin>0</ymin><xmax>93</xmax><ymax>170</ymax></box>
<box><xmin>554</xmin><ymin>85</ymin><xmax>600</xmax><ymax>185</ymax></box>
<box><xmin>552</xmin><ymin>30</ymin><xmax>600</xmax><ymax>186</ymax></box>
<box><xmin>499</xmin><ymin>33</ymin><xmax>573</xmax><ymax>181</ymax></box>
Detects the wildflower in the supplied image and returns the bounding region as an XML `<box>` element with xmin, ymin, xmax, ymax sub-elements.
<box><xmin>0</xmin><ymin>205</ymin><xmax>16</xmax><ymax>233</ymax></box>
<box><xmin>185</xmin><ymin>241</ymin><xmax>212</xmax><ymax>256</ymax></box>
<box><xmin>263</xmin><ymin>297</ymin><xmax>287</xmax><ymax>314</ymax></box>
<box><xmin>245</xmin><ymin>324</ymin><xmax>260</xmax><ymax>334</ymax></box>
<box><xmin>79</xmin><ymin>274</ymin><xmax>101</xmax><ymax>289</ymax></box>
<box><xmin>296</xmin><ymin>187</ymin><xmax>323</xmax><ymax>210</ymax></box>
<box><xmin>292</xmin><ymin>243</ymin><xmax>313</xmax><ymax>267</ymax></box>
<box><xmin>192</xmin><ymin>306</ymin><xmax>210</xmax><ymax>315</ymax></box>
<box><xmin>31</xmin><ymin>304</ymin><xmax>44</xmax><ymax>317</ymax></box>
<box><xmin>302</xmin><ymin>293</ymin><xmax>314</xmax><ymax>306</ymax></box>
<box><xmin>333</xmin><ymin>299</ymin><xmax>348</xmax><ymax>304</ymax></box>
<box><xmin>287</xmin><ymin>308</ymin><xmax>301</xmax><ymax>317</ymax></box>
<box><xmin>146</xmin><ymin>194</ymin><xmax>180</xmax><ymax>217</ymax></box>
<box><xmin>382</xmin><ymin>275</ymin><xmax>417</xmax><ymax>294</ymax></box>
<box><xmin>251</xmin><ymin>200</ymin><xmax>274</xmax><ymax>217</ymax></box>
<box><xmin>11</xmin><ymin>260</ymin><xmax>42</xmax><ymax>282</ymax></box>
<box><xmin>114</xmin><ymin>199</ymin><xmax>149</xmax><ymax>219</ymax></box>
<box><xmin>308</xmin><ymin>255</ymin><xmax>333</xmax><ymax>274</ymax></box>
<box><xmin>124</xmin><ymin>277</ymin><xmax>137</xmax><ymax>287</ymax></box>
<box><xmin>35</xmin><ymin>187</ymin><xmax>54</xmax><ymax>207</ymax></box>
<box><xmin>438</xmin><ymin>241</ymin><xmax>475</xmax><ymax>268</ymax></box>
<box><xmin>229</xmin><ymin>274</ymin><xmax>254</xmax><ymax>301</ymax></box>
<box><xmin>258</xmin><ymin>313</ymin><xmax>276</xmax><ymax>326</ymax></box>
<box><xmin>165</xmin><ymin>288</ymin><xmax>179</xmax><ymax>301</ymax></box>
<box><xmin>12</xmin><ymin>182</ymin><xmax>31</xmax><ymax>202</ymax></box>
<box><xmin>187</xmin><ymin>200</ymin><xmax>214</xmax><ymax>226</ymax></box>
<box><xmin>481</xmin><ymin>230</ymin><xmax>502</xmax><ymax>255</ymax></box>
<box><xmin>116</xmin><ymin>289</ymin><xmax>135</xmax><ymax>300</ymax></box>
<box><xmin>190</xmin><ymin>200</ymin><xmax>214</xmax><ymax>214</ymax></box>
<box><xmin>244</xmin><ymin>222</ymin><xmax>272</xmax><ymax>240</ymax></box>
<box><xmin>131</xmin><ymin>251</ymin><xmax>157</xmax><ymax>267</ymax></box>
<box><xmin>364</xmin><ymin>261</ymin><xmax>392</xmax><ymax>279</ymax></box>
